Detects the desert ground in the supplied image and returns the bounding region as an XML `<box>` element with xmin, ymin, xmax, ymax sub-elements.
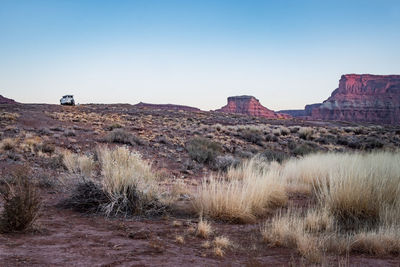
<box><xmin>1</xmin><ymin>103</ymin><xmax>400</xmax><ymax>266</ymax></box>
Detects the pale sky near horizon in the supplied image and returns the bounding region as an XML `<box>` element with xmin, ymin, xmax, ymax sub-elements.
<box><xmin>1</xmin><ymin>0</ymin><xmax>400</xmax><ymax>111</ymax></box>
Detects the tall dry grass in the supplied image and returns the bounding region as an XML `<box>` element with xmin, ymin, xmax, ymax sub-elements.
<box><xmin>193</xmin><ymin>157</ymin><xmax>287</xmax><ymax>223</ymax></box>
<box><xmin>262</xmin><ymin>151</ymin><xmax>400</xmax><ymax>261</ymax></box>
<box><xmin>63</xmin><ymin>150</ymin><xmax>95</xmax><ymax>179</ymax></box>
<box><xmin>63</xmin><ymin>146</ymin><xmax>166</xmax><ymax>216</ymax></box>
<box><xmin>97</xmin><ymin>146</ymin><xmax>162</xmax><ymax>215</ymax></box>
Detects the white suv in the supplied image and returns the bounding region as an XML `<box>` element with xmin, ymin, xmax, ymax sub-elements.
<box><xmin>60</xmin><ymin>95</ymin><xmax>75</xmax><ymax>106</ymax></box>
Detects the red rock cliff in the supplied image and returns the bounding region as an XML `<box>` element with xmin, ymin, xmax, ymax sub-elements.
<box><xmin>311</xmin><ymin>74</ymin><xmax>400</xmax><ymax>124</ymax></box>
<box><xmin>216</xmin><ymin>95</ymin><xmax>290</xmax><ymax>119</ymax></box>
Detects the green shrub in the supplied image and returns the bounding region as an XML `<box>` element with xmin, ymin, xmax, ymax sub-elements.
<box><xmin>241</xmin><ymin>129</ymin><xmax>263</xmax><ymax>145</ymax></box>
<box><xmin>186</xmin><ymin>137</ymin><xmax>222</xmax><ymax>165</ymax></box>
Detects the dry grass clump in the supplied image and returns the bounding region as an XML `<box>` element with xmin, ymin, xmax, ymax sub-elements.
<box><xmin>196</xmin><ymin>218</ymin><xmax>212</xmax><ymax>238</ymax></box>
<box><xmin>261</xmin><ymin>210</ymin><xmax>323</xmax><ymax>263</ymax></box>
<box><xmin>349</xmin><ymin>226</ymin><xmax>400</xmax><ymax>255</ymax></box>
<box><xmin>63</xmin><ymin>151</ymin><xmax>95</xmax><ymax>179</ymax></box>
<box><xmin>62</xmin><ymin>146</ymin><xmax>168</xmax><ymax>217</ymax></box>
<box><xmin>175</xmin><ymin>235</ymin><xmax>185</xmax><ymax>244</ymax></box>
<box><xmin>0</xmin><ymin>166</ymin><xmax>41</xmax><ymax>233</ymax></box>
<box><xmin>97</xmin><ymin>146</ymin><xmax>164</xmax><ymax>216</ymax></box>
<box><xmin>0</xmin><ymin>112</ymin><xmax>19</xmax><ymax>121</ymax></box>
<box><xmin>263</xmin><ymin>151</ymin><xmax>400</xmax><ymax>260</ymax></box>
<box><xmin>213</xmin><ymin>246</ymin><xmax>225</xmax><ymax>257</ymax></box>
<box><xmin>193</xmin><ymin>158</ymin><xmax>287</xmax><ymax>223</ymax></box>
<box><xmin>214</xmin><ymin>236</ymin><xmax>232</xmax><ymax>249</ymax></box>
<box><xmin>272</xmin><ymin>128</ymin><xmax>281</xmax><ymax>136</ymax></box>
<box><xmin>298</xmin><ymin>127</ymin><xmax>314</xmax><ymax>140</ymax></box>
<box><xmin>201</xmin><ymin>240</ymin><xmax>212</xmax><ymax>249</ymax></box>
<box><xmin>314</xmin><ymin>152</ymin><xmax>400</xmax><ymax>229</ymax></box>
<box><xmin>1</xmin><ymin>138</ymin><xmax>17</xmax><ymax>151</ymax></box>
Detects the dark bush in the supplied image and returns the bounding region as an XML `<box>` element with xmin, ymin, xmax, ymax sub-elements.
<box><xmin>260</xmin><ymin>150</ymin><xmax>288</xmax><ymax>163</ymax></box>
<box><xmin>106</xmin><ymin>129</ymin><xmax>145</xmax><ymax>146</ymax></box>
<box><xmin>47</xmin><ymin>154</ymin><xmax>66</xmax><ymax>170</ymax></box>
<box><xmin>64</xmin><ymin>129</ymin><xmax>76</xmax><ymax>137</ymax></box>
<box><xmin>58</xmin><ymin>180</ymin><xmax>108</xmax><ymax>213</ymax></box>
<box><xmin>363</xmin><ymin>137</ymin><xmax>384</xmax><ymax>150</ymax></box>
<box><xmin>336</xmin><ymin>137</ymin><xmax>349</xmax><ymax>146</ymax></box>
<box><xmin>0</xmin><ymin>166</ymin><xmax>41</xmax><ymax>232</ymax></box>
<box><xmin>315</xmin><ymin>137</ymin><xmax>328</xmax><ymax>144</ymax></box>
<box><xmin>2</xmin><ymin>140</ymin><xmax>15</xmax><ymax>151</ymax></box>
<box><xmin>38</xmin><ymin>142</ymin><xmax>55</xmax><ymax>154</ymax></box>
<box><xmin>186</xmin><ymin>137</ymin><xmax>222</xmax><ymax>165</ymax></box>
<box><xmin>104</xmin><ymin>123</ymin><xmax>123</xmax><ymax>131</ymax></box>
<box><xmin>240</xmin><ymin>129</ymin><xmax>263</xmax><ymax>145</ymax></box>
<box><xmin>353</xmin><ymin>127</ymin><xmax>365</xmax><ymax>135</ymax></box>
<box><xmin>292</xmin><ymin>144</ymin><xmax>314</xmax><ymax>156</ymax></box>
<box><xmin>212</xmin><ymin>155</ymin><xmax>240</xmax><ymax>172</ymax></box>
<box><xmin>287</xmin><ymin>140</ymin><xmax>297</xmax><ymax>150</ymax></box>
<box><xmin>347</xmin><ymin>137</ymin><xmax>362</xmax><ymax>149</ymax></box>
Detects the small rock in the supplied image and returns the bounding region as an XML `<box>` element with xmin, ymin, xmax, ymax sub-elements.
<box><xmin>128</xmin><ymin>229</ymin><xmax>152</xmax><ymax>240</ymax></box>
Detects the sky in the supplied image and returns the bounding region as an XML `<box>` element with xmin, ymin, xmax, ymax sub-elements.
<box><xmin>1</xmin><ymin>0</ymin><xmax>400</xmax><ymax>110</ymax></box>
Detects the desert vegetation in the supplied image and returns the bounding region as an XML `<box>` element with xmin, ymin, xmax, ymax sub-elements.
<box><xmin>1</xmin><ymin>103</ymin><xmax>400</xmax><ymax>265</ymax></box>
<box><xmin>262</xmin><ymin>151</ymin><xmax>400</xmax><ymax>262</ymax></box>
<box><xmin>0</xmin><ymin>166</ymin><xmax>41</xmax><ymax>233</ymax></box>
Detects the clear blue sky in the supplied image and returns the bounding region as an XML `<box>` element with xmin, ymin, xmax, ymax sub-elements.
<box><xmin>1</xmin><ymin>0</ymin><xmax>400</xmax><ymax>110</ymax></box>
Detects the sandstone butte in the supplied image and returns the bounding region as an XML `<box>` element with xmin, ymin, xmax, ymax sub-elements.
<box><xmin>310</xmin><ymin>74</ymin><xmax>400</xmax><ymax>124</ymax></box>
<box><xmin>216</xmin><ymin>95</ymin><xmax>290</xmax><ymax>119</ymax></box>
<box><xmin>0</xmin><ymin>95</ymin><xmax>16</xmax><ymax>104</ymax></box>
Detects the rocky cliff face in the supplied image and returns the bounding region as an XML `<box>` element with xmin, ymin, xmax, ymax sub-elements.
<box><xmin>278</xmin><ymin>103</ymin><xmax>321</xmax><ymax>118</ymax></box>
<box><xmin>134</xmin><ymin>102</ymin><xmax>201</xmax><ymax>112</ymax></box>
<box><xmin>311</xmin><ymin>74</ymin><xmax>400</xmax><ymax>124</ymax></box>
<box><xmin>216</xmin><ymin>95</ymin><xmax>290</xmax><ymax>119</ymax></box>
<box><xmin>0</xmin><ymin>95</ymin><xmax>16</xmax><ymax>104</ymax></box>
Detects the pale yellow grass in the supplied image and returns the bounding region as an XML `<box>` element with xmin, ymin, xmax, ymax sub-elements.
<box><xmin>196</xmin><ymin>219</ymin><xmax>212</xmax><ymax>238</ymax></box>
<box><xmin>193</xmin><ymin>158</ymin><xmax>287</xmax><ymax>222</ymax></box>
<box><xmin>97</xmin><ymin>146</ymin><xmax>161</xmax><ymax>215</ymax></box>
<box><xmin>314</xmin><ymin>152</ymin><xmax>400</xmax><ymax>223</ymax></box>
<box><xmin>0</xmin><ymin>137</ymin><xmax>17</xmax><ymax>151</ymax></box>
<box><xmin>213</xmin><ymin>246</ymin><xmax>224</xmax><ymax>257</ymax></box>
<box><xmin>261</xmin><ymin>209</ymin><xmax>323</xmax><ymax>263</ymax></box>
<box><xmin>63</xmin><ymin>150</ymin><xmax>95</xmax><ymax>179</ymax></box>
<box><xmin>201</xmin><ymin>240</ymin><xmax>212</xmax><ymax>249</ymax></box>
<box><xmin>262</xmin><ymin>151</ymin><xmax>400</xmax><ymax>259</ymax></box>
<box><xmin>213</xmin><ymin>236</ymin><xmax>231</xmax><ymax>249</ymax></box>
<box><xmin>175</xmin><ymin>235</ymin><xmax>184</xmax><ymax>244</ymax></box>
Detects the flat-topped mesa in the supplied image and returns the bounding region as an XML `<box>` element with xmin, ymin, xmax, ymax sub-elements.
<box><xmin>0</xmin><ymin>95</ymin><xmax>16</xmax><ymax>104</ymax></box>
<box><xmin>133</xmin><ymin>102</ymin><xmax>201</xmax><ymax>112</ymax></box>
<box><xmin>311</xmin><ymin>74</ymin><xmax>400</xmax><ymax>124</ymax></box>
<box><xmin>216</xmin><ymin>95</ymin><xmax>290</xmax><ymax>119</ymax></box>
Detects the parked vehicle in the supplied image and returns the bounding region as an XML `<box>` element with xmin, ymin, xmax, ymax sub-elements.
<box><xmin>60</xmin><ymin>95</ymin><xmax>75</xmax><ymax>106</ymax></box>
